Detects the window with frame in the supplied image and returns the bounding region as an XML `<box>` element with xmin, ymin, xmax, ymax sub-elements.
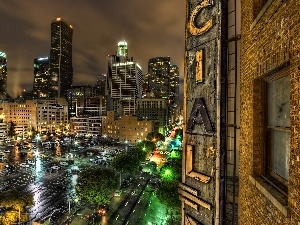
<box><xmin>263</xmin><ymin>70</ymin><xmax>290</xmax><ymax>193</ymax></box>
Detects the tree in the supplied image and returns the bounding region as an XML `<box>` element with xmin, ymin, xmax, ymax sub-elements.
<box><xmin>0</xmin><ymin>189</ymin><xmax>34</xmax><ymax>225</ymax></box>
<box><xmin>160</xmin><ymin>157</ymin><xmax>182</xmax><ymax>182</ymax></box>
<box><xmin>146</xmin><ymin>132</ymin><xmax>165</xmax><ymax>143</ymax></box>
<box><xmin>110</xmin><ymin>153</ymin><xmax>140</xmax><ymax>175</ymax></box>
<box><xmin>156</xmin><ymin>181</ymin><xmax>181</xmax><ymax>210</ymax></box>
<box><xmin>110</xmin><ymin>153</ymin><xmax>140</xmax><ymax>187</ymax></box>
<box><xmin>127</xmin><ymin>147</ymin><xmax>147</xmax><ymax>163</ymax></box>
<box><xmin>76</xmin><ymin>167</ymin><xmax>118</xmax><ymax>206</ymax></box>
<box><xmin>7</xmin><ymin>121</ymin><xmax>16</xmax><ymax>139</ymax></box>
<box><xmin>136</xmin><ymin>140</ymin><xmax>156</xmax><ymax>154</ymax></box>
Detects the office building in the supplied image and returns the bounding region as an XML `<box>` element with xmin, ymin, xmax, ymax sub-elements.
<box><xmin>181</xmin><ymin>0</ymin><xmax>240</xmax><ymax>224</ymax></box>
<box><xmin>102</xmin><ymin>111</ymin><xmax>153</xmax><ymax>143</ymax></box>
<box><xmin>95</xmin><ymin>74</ymin><xmax>106</xmax><ymax>97</ymax></box>
<box><xmin>136</xmin><ymin>92</ymin><xmax>168</xmax><ymax>133</ymax></box>
<box><xmin>0</xmin><ymin>52</ymin><xmax>7</xmax><ymax>99</ymax></box>
<box><xmin>33</xmin><ymin>57</ymin><xmax>50</xmax><ymax>98</ymax></box>
<box><xmin>106</xmin><ymin>41</ymin><xmax>142</xmax><ymax>116</ymax></box>
<box><xmin>36</xmin><ymin>98</ymin><xmax>68</xmax><ymax>135</ymax></box>
<box><xmin>239</xmin><ymin>0</ymin><xmax>300</xmax><ymax>224</ymax></box>
<box><xmin>49</xmin><ymin>18</ymin><xmax>73</xmax><ymax>98</ymax></box>
<box><xmin>145</xmin><ymin>57</ymin><xmax>179</xmax><ymax>125</ymax></box>
<box><xmin>0</xmin><ymin>100</ymin><xmax>38</xmax><ymax>138</ymax></box>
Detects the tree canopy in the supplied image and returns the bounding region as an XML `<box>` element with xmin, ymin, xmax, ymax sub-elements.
<box><xmin>155</xmin><ymin>181</ymin><xmax>181</xmax><ymax>210</ymax></box>
<box><xmin>136</xmin><ymin>140</ymin><xmax>156</xmax><ymax>154</ymax></box>
<box><xmin>0</xmin><ymin>189</ymin><xmax>34</xmax><ymax>225</ymax></box>
<box><xmin>146</xmin><ymin>132</ymin><xmax>165</xmax><ymax>143</ymax></box>
<box><xmin>127</xmin><ymin>147</ymin><xmax>147</xmax><ymax>163</ymax></box>
<box><xmin>110</xmin><ymin>153</ymin><xmax>140</xmax><ymax>175</ymax></box>
<box><xmin>7</xmin><ymin>121</ymin><xmax>16</xmax><ymax>138</ymax></box>
<box><xmin>76</xmin><ymin>167</ymin><xmax>118</xmax><ymax>206</ymax></box>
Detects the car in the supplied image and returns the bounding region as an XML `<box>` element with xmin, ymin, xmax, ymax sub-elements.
<box><xmin>51</xmin><ymin>165</ymin><xmax>60</xmax><ymax>170</ymax></box>
<box><xmin>3</xmin><ymin>149</ymin><xmax>11</xmax><ymax>153</ymax></box>
<box><xmin>114</xmin><ymin>190</ymin><xmax>123</xmax><ymax>196</ymax></box>
<box><xmin>70</xmin><ymin>149</ymin><xmax>78</xmax><ymax>152</ymax></box>
<box><xmin>20</xmin><ymin>163</ymin><xmax>30</xmax><ymax>168</ymax></box>
<box><xmin>59</xmin><ymin>161</ymin><xmax>68</xmax><ymax>166</ymax></box>
<box><xmin>26</xmin><ymin>160</ymin><xmax>35</xmax><ymax>165</ymax></box>
<box><xmin>87</xmin><ymin>152</ymin><xmax>93</xmax><ymax>156</ymax></box>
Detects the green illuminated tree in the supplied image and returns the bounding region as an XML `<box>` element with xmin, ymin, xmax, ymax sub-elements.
<box><xmin>156</xmin><ymin>181</ymin><xmax>180</xmax><ymax>210</ymax></box>
<box><xmin>136</xmin><ymin>140</ymin><xmax>156</xmax><ymax>154</ymax></box>
<box><xmin>0</xmin><ymin>189</ymin><xmax>34</xmax><ymax>225</ymax></box>
<box><xmin>159</xmin><ymin>157</ymin><xmax>182</xmax><ymax>182</ymax></box>
<box><xmin>76</xmin><ymin>167</ymin><xmax>118</xmax><ymax>206</ymax></box>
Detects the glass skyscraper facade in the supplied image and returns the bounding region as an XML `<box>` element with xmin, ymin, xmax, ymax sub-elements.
<box><xmin>0</xmin><ymin>52</ymin><xmax>7</xmax><ymax>99</ymax></box>
<box><xmin>33</xmin><ymin>57</ymin><xmax>50</xmax><ymax>98</ymax></box>
<box><xmin>49</xmin><ymin>18</ymin><xmax>73</xmax><ymax>98</ymax></box>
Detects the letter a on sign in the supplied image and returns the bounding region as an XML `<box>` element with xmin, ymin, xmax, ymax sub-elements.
<box><xmin>186</xmin><ymin>97</ymin><xmax>214</xmax><ymax>134</ymax></box>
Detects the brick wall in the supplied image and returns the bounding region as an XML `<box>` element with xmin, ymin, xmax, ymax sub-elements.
<box><xmin>240</xmin><ymin>0</ymin><xmax>300</xmax><ymax>224</ymax></box>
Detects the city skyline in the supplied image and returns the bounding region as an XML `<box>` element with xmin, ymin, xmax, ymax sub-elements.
<box><xmin>0</xmin><ymin>1</ymin><xmax>185</xmax><ymax>101</ymax></box>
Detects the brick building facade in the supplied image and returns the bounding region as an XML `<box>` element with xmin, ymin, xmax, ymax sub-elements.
<box><xmin>239</xmin><ymin>0</ymin><xmax>300</xmax><ymax>224</ymax></box>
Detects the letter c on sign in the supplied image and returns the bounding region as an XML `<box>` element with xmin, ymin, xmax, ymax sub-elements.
<box><xmin>189</xmin><ymin>0</ymin><xmax>214</xmax><ymax>36</ymax></box>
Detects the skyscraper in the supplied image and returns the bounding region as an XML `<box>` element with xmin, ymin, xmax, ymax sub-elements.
<box><xmin>117</xmin><ymin>41</ymin><xmax>128</xmax><ymax>57</ymax></box>
<box><xmin>0</xmin><ymin>52</ymin><xmax>7</xmax><ymax>99</ymax></box>
<box><xmin>33</xmin><ymin>56</ymin><xmax>50</xmax><ymax>98</ymax></box>
<box><xmin>106</xmin><ymin>41</ymin><xmax>142</xmax><ymax>116</ymax></box>
<box><xmin>146</xmin><ymin>57</ymin><xmax>179</xmax><ymax>105</ymax></box>
<box><xmin>49</xmin><ymin>18</ymin><xmax>73</xmax><ymax>98</ymax></box>
<box><xmin>145</xmin><ymin>57</ymin><xmax>180</xmax><ymax>125</ymax></box>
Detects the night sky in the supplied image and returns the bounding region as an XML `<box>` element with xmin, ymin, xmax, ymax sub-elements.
<box><xmin>0</xmin><ymin>0</ymin><xmax>185</xmax><ymax>103</ymax></box>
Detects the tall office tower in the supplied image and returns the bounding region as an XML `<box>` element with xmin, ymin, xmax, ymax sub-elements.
<box><xmin>117</xmin><ymin>41</ymin><xmax>128</xmax><ymax>57</ymax></box>
<box><xmin>49</xmin><ymin>18</ymin><xmax>73</xmax><ymax>98</ymax></box>
<box><xmin>146</xmin><ymin>57</ymin><xmax>180</xmax><ymax>125</ymax></box>
<box><xmin>106</xmin><ymin>42</ymin><xmax>142</xmax><ymax>116</ymax></box>
<box><xmin>169</xmin><ymin>64</ymin><xmax>179</xmax><ymax>106</ymax></box>
<box><xmin>147</xmin><ymin>57</ymin><xmax>171</xmax><ymax>99</ymax></box>
<box><xmin>95</xmin><ymin>74</ymin><xmax>106</xmax><ymax>96</ymax></box>
<box><xmin>33</xmin><ymin>57</ymin><xmax>50</xmax><ymax>98</ymax></box>
<box><xmin>0</xmin><ymin>52</ymin><xmax>7</xmax><ymax>99</ymax></box>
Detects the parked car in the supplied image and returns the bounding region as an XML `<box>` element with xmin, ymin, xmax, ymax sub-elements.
<box><xmin>87</xmin><ymin>152</ymin><xmax>93</xmax><ymax>156</ymax></box>
<box><xmin>20</xmin><ymin>163</ymin><xmax>30</xmax><ymax>168</ymax></box>
<box><xmin>3</xmin><ymin>149</ymin><xmax>11</xmax><ymax>153</ymax></box>
<box><xmin>114</xmin><ymin>190</ymin><xmax>123</xmax><ymax>196</ymax></box>
<box><xmin>51</xmin><ymin>165</ymin><xmax>60</xmax><ymax>170</ymax></box>
<box><xmin>59</xmin><ymin>161</ymin><xmax>68</xmax><ymax>166</ymax></box>
<box><xmin>26</xmin><ymin>160</ymin><xmax>35</xmax><ymax>165</ymax></box>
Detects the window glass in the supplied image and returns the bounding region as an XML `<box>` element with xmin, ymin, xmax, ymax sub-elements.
<box><xmin>267</xmin><ymin>75</ymin><xmax>290</xmax><ymax>127</ymax></box>
<box><xmin>271</xmin><ymin>129</ymin><xmax>290</xmax><ymax>180</ymax></box>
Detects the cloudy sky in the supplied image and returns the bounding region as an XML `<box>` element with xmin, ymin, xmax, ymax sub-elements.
<box><xmin>0</xmin><ymin>0</ymin><xmax>186</xmax><ymax>103</ymax></box>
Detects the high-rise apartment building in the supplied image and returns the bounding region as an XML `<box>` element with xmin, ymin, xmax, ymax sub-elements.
<box><xmin>49</xmin><ymin>18</ymin><xmax>73</xmax><ymax>98</ymax></box>
<box><xmin>0</xmin><ymin>52</ymin><xmax>7</xmax><ymax>99</ymax></box>
<box><xmin>106</xmin><ymin>41</ymin><xmax>142</xmax><ymax>116</ymax></box>
<box><xmin>33</xmin><ymin>57</ymin><xmax>50</xmax><ymax>98</ymax></box>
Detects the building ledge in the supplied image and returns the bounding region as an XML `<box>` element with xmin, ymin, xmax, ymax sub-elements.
<box><xmin>249</xmin><ymin>175</ymin><xmax>289</xmax><ymax>217</ymax></box>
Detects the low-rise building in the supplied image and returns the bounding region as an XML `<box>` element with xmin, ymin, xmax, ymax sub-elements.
<box><xmin>102</xmin><ymin>111</ymin><xmax>154</xmax><ymax>143</ymax></box>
